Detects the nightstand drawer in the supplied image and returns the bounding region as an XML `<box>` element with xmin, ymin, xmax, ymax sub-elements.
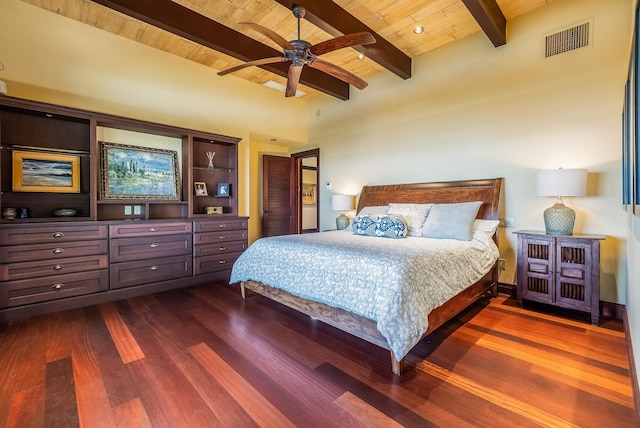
<box><xmin>194</xmin><ymin>252</ymin><xmax>243</xmax><ymax>275</ymax></box>
<box><xmin>0</xmin><ymin>254</ymin><xmax>109</xmax><ymax>281</ymax></box>
<box><xmin>110</xmin><ymin>234</ymin><xmax>192</xmax><ymax>262</ymax></box>
<box><xmin>0</xmin><ymin>240</ymin><xmax>108</xmax><ymax>263</ymax></box>
<box><xmin>1</xmin><ymin>270</ymin><xmax>109</xmax><ymax>308</ymax></box>
<box><xmin>110</xmin><ymin>222</ymin><xmax>193</xmax><ymax>238</ymax></box>
<box><xmin>109</xmin><ymin>255</ymin><xmax>192</xmax><ymax>289</ymax></box>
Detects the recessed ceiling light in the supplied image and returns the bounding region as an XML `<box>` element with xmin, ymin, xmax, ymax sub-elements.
<box><xmin>414</xmin><ymin>26</ymin><xmax>424</xmax><ymax>34</ymax></box>
<box><xmin>358</xmin><ymin>53</ymin><xmax>365</xmax><ymax>60</ymax></box>
<box><xmin>262</xmin><ymin>80</ymin><xmax>306</xmax><ymax>97</ymax></box>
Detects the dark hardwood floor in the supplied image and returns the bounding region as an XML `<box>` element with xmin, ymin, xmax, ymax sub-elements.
<box><xmin>0</xmin><ymin>282</ymin><xmax>635</xmax><ymax>427</ymax></box>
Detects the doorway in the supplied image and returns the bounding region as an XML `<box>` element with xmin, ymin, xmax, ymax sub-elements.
<box><xmin>293</xmin><ymin>149</ymin><xmax>319</xmax><ymax>233</ymax></box>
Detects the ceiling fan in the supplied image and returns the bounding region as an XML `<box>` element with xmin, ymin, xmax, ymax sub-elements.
<box><xmin>217</xmin><ymin>5</ymin><xmax>376</xmax><ymax>97</ymax></box>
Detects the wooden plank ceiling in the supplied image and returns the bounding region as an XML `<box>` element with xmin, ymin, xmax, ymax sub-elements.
<box><xmin>22</xmin><ymin>0</ymin><xmax>554</xmax><ymax>100</ymax></box>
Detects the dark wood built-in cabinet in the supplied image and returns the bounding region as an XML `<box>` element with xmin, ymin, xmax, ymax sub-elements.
<box><xmin>0</xmin><ymin>95</ymin><xmax>247</xmax><ymax>322</ymax></box>
<box><xmin>515</xmin><ymin>230</ymin><xmax>605</xmax><ymax>325</ymax></box>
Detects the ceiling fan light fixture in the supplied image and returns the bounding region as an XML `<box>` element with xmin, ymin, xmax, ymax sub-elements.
<box><xmin>263</xmin><ymin>80</ymin><xmax>306</xmax><ymax>97</ymax></box>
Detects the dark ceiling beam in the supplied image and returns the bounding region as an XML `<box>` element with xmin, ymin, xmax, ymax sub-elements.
<box><xmin>274</xmin><ymin>0</ymin><xmax>412</xmax><ymax>80</ymax></box>
<box><xmin>90</xmin><ymin>0</ymin><xmax>350</xmax><ymax>100</ymax></box>
<box><xmin>461</xmin><ymin>0</ymin><xmax>507</xmax><ymax>47</ymax></box>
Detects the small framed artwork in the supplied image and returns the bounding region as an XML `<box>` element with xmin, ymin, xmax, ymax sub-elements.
<box><xmin>12</xmin><ymin>150</ymin><xmax>81</xmax><ymax>193</ymax></box>
<box><xmin>194</xmin><ymin>181</ymin><xmax>208</xmax><ymax>196</ymax></box>
<box><xmin>302</xmin><ymin>183</ymin><xmax>316</xmax><ymax>205</ymax></box>
<box><xmin>216</xmin><ymin>182</ymin><xmax>230</xmax><ymax>197</ymax></box>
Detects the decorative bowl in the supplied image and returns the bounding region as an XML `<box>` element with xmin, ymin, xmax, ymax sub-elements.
<box><xmin>52</xmin><ymin>208</ymin><xmax>77</xmax><ymax>217</ymax></box>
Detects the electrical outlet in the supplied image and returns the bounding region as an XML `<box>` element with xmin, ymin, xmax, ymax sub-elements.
<box><xmin>498</xmin><ymin>217</ymin><xmax>515</xmax><ymax>228</ymax></box>
<box><xmin>498</xmin><ymin>258</ymin><xmax>506</xmax><ymax>271</ymax></box>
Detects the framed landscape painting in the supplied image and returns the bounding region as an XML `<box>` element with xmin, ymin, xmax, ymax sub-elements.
<box><xmin>99</xmin><ymin>142</ymin><xmax>180</xmax><ymax>200</ymax></box>
<box><xmin>12</xmin><ymin>150</ymin><xmax>80</xmax><ymax>193</ymax></box>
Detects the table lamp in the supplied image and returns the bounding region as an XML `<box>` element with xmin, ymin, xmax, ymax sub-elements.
<box><xmin>537</xmin><ymin>168</ymin><xmax>587</xmax><ymax>235</ymax></box>
<box><xmin>332</xmin><ymin>194</ymin><xmax>354</xmax><ymax>230</ymax></box>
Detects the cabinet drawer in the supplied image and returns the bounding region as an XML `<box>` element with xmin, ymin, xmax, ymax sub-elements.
<box><xmin>110</xmin><ymin>222</ymin><xmax>193</xmax><ymax>238</ymax></box>
<box><xmin>0</xmin><ymin>224</ymin><xmax>108</xmax><ymax>245</ymax></box>
<box><xmin>194</xmin><ymin>241</ymin><xmax>247</xmax><ymax>257</ymax></box>
<box><xmin>194</xmin><ymin>252</ymin><xmax>243</xmax><ymax>275</ymax></box>
<box><xmin>0</xmin><ymin>240</ymin><xmax>108</xmax><ymax>263</ymax></box>
<box><xmin>109</xmin><ymin>255</ymin><xmax>192</xmax><ymax>289</ymax></box>
<box><xmin>194</xmin><ymin>219</ymin><xmax>247</xmax><ymax>233</ymax></box>
<box><xmin>0</xmin><ymin>254</ymin><xmax>108</xmax><ymax>281</ymax></box>
<box><xmin>1</xmin><ymin>270</ymin><xmax>109</xmax><ymax>308</ymax></box>
<box><xmin>194</xmin><ymin>230</ymin><xmax>247</xmax><ymax>245</ymax></box>
<box><xmin>110</xmin><ymin>234</ymin><xmax>192</xmax><ymax>262</ymax></box>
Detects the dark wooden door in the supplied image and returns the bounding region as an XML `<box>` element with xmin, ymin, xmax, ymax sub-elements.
<box><xmin>262</xmin><ymin>155</ymin><xmax>295</xmax><ymax>237</ymax></box>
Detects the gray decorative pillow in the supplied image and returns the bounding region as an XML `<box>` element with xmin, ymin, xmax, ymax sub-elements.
<box><xmin>421</xmin><ymin>201</ymin><xmax>482</xmax><ymax>241</ymax></box>
<box><xmin>375</xmin><ymin>214</ymin><xmax>408</xmax><ymax>238</ymax></box>
<box><xmin>387</xmin><ymin>203</ymin><xmax>432</xmax><ymax>237</ymax></box>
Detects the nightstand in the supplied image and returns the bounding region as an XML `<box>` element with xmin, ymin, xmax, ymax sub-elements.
<box><xmin>514</xmin><ymin>230</ymin><xmax>605</xmax><ymax>325</ymax></box>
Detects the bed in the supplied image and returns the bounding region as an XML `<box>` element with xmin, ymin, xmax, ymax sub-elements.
<box><xmin>231</xmin><ymin>178</ymin><xmax>503</xmax><ymax>375</ymax></box>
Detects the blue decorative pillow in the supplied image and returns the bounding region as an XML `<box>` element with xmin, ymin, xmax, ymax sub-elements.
<box><xmin>375</xmin><ymin>214</ymin><xmax>408</xmax><ymax>238</ymax></box>
<box><xmin>353</xmin><ymin>214</ymin><xmax>377</xmax><ymax>236</ymax></box>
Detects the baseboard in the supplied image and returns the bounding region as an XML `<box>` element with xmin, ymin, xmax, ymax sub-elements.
<box><xmin>497</xmin><ymin>282</ymin><xmax>515</xmax><ymax>296</ymax></box>
<box><xmin>623</xmin><ymin>307</ymin><xmax>640</xmax><ymax>426</ymax></box>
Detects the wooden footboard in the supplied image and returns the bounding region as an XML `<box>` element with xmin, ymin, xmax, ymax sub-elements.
<box><xmin>241</xmin><ymin>265</ymin><xmax>497</xmax><ymax>375</ymax></box>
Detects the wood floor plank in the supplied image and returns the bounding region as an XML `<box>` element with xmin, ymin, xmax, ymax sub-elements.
<box><xmin>113</xmin><ymin>397</ymin><xmax>152</xmax><ymax>428</ymax></box>
<box><xmin>6</xmin><ymin>385</ymin><xmax>45</xmax><ymax>428</ymax></box>
<box><xmin>334</xmin><ymin>391</ymin><xmax>405</xmax><ymax>428</ymax></box>
<box><xmin>98</xmin><ymin>302</ymin><xmax>145</xmax><ymax>364</ymax></box>
<box><xmin>189</xmin><ymin>342</ymin><xmax>296</xmax><ymax>428</ymax></box>
<box><xmin>44</xmin><ymin>358</ymin><xmax>79</xmax><ymax>428</ymax></box>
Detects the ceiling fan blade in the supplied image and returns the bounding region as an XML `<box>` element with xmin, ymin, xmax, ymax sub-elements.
<box><xmin>239</xmin><ymin>22</ymin><xmax>295</xmax><ymax>50</ymax></box>
<box><xmin>310</xmin><ymin>32</ymin><xmax>376</xmax><ymax>56</ymax></box>
<box><xmin>310</xmin><ymin>59</ymin><xmax>368</xmax><ymax>90</ymax></box>
<box><xmin>217</xmin><ymin>57</ymin><xmax>287</xmax><ymax>76</ymax></box>
<box><xmin>285</xmin><ymin>64</ymin><xmax>304</xmax><ymax>97</ymax></box>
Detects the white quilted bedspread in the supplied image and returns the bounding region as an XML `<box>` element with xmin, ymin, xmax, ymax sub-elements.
<box><xmin>230</xmin><ymin>229</ymin><xmax>499</xmax><ymax>360</ymax></box>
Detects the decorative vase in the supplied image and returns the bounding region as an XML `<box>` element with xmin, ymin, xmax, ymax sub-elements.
<box><xmin>206</xmin><ymin>151</ymin><xmax>215</xmax><ymax>169</ymax></box>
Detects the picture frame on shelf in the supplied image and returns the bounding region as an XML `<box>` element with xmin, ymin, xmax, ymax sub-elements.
<box><xmin>194</xmin><ymin>181</ymin><xmax>208</xmax><ymax>196</ymax></box>
<box><xmin>302</xmin><ymin>183</ymin><xmax>316</xmax><ymax>205</ymax></box>
<box><xmin>12</xmin><ymin>150</ymin><xmax>80</xmax><ymax>193</ymax></box>
<box><xmin>99</xmin><ymin>142</ymin><xmax>180</xmax><ymax>200</ymax></box>
<box><xmin>216</xmin><ymin>182</ymin><xmax>230</xmax><ymax>197</ymax></box>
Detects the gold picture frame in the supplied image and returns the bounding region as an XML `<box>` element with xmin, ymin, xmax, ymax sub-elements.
<box><xmin>194</xmin><ymin>181</ymin><xmax>208</xmax><ymax>196</ymax></box>
<box><xmin>302</xmin><ymin>183</ymin><xmax>316</xmax><ymax>205</ymax></box>
<box><xmin>12</xmin><ymin>150</ymin><xmax>80</xmax><ymax>193</ymax></box>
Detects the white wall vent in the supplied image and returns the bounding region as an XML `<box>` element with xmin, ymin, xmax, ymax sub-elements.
<box><xmin>544</xmin><ymin>21</ymin><xmax>591</xmax><ymax>58</ymax></box>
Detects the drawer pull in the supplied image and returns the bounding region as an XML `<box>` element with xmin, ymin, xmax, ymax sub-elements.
<box><xmin>219</xmin><ymin>235</ymin><xmax>226</xmax><ymax>239</ymax></box>
<box><xmin>150</xmin><ymin>227</ymin><xmax>159</xmax><ymax>232</ymax></box>
<box><xmin>219</xmin><ymin>247</ymin><xmax>226</xmax><ymax>251</ymax></box>
<box><xmin>219</xmin><ymin>224</ymin><xmax>227</xmax><ymax>228</ymax></box>
<box><xmin>150</xmin><ymin>265</ymin><xmax>160</xmax><ymax>271</ymax></box>
<box><xmin>52</xmin><ymin>232</ymin><xmax>65</xmax><ymax>238</ymax></box>
<box><xmin>218</xmin><ymin>260</ymin><xmax>227</xmax><ymax>264</ymax></box>
<box><xmin>52</xmin><ymin>264</ymin><xmax>64</xmax><ymax>271</ymax></box>
<box><xmin>52</xmin><ymin>283</ymin><xmax>65</xmax><ymax>290</ymax></box>
<box><xmin>52</xmin><ymin>248</ymin><xmax>65</xmax><ymax>254</ymax></box>
<box><xmin>150</xmin><ymin>243</ymin><xmax>160</xmax><ymax>248</ymax></box>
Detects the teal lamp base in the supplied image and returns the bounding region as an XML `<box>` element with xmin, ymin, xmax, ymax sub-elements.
<box><xmin>543</xmin><ymin>200</ymin><xmax>576</xmax><ymax>235</ymax></box>
<box><xmin>336</xmin><ymin>212</ymin><xmax>350</xmax><ymax>230</ymax></box>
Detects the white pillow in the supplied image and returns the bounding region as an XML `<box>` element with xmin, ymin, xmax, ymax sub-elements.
<box><xmin>388</xmin><ymin>203</ymin><xmax>432</xmax><ymax>237</ymax></box>
<box><xmin>473</xmin><ymin>219</ymin><xmax>500</xmax><ymax>235</ymax></box>
<box><xmin>421</xmin><ymin>201</ymin><xmax>482</xmax><ymax>241</ymax></box>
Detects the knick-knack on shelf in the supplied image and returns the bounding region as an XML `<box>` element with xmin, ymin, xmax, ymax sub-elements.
<box><xmin>206</xmin><ymin>151</ymin><xmax>215</xmax><ymax>169</ymax></box>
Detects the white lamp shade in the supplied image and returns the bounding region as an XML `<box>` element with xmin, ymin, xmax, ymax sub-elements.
<box><xmin>332</xmin><ymin>194</ymin><xmax>354</xmax><ymax>211</ymax></box>
<box><xmin>537</xmin><ymin>168</ymin><xmax>587</xmax><ymax>197</ymax></box>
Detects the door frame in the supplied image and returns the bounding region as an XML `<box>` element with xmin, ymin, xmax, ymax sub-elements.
<box><xmin>292</xmin><ymin>148</ymin><xmax>319</xmax><ymax>233</ymax></box>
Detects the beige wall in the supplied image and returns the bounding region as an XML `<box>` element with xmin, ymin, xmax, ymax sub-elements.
<box><xmin>308</xmin><ymin>0</ymin><xmax>631</xmax><ymax>307</ymax></box>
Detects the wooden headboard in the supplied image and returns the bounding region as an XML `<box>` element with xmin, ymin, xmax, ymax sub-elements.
<box><xmin>357</xmin><ymin>178</ymin><xmax>503</xmax><ymax>220</ymax></box>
